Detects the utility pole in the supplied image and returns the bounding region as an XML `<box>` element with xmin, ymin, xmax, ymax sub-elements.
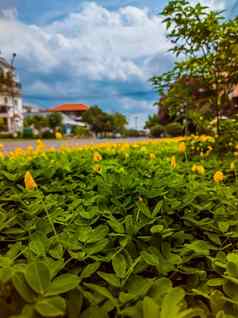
<box><xmin>135</xmin><ymin>116</ymin><xmax>138</xmax><ymax>131</ymax></box>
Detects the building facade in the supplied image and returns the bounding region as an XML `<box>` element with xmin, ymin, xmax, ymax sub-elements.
<box><xmin>0</xmin><ymin>57</ymin><xmax>23</xmax><ymax>134</ymax></box>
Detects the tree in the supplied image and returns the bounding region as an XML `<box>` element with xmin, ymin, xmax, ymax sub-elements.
<box><xmin>111</xmin><ymin>112</ymin><xmax>128</xmax><ymax>134</ymax></box>
<box><xmin>82</xmin><ymin>106</ymin><xmax>127</xmax><ymax>136</ymax></box>
<box><xmin>48</xmin><ymin>112</ymin><xmax>63</xmax><ymax>132</ymax></box>
<box><xmin>82</xmin><ymin>106</ymin><xmax>108</xmax><ymax>135</ymax></box>
<box><xmin>151</xmin><ymin>0</ymin><xmax>238</xmax><ymax>135</ymax></box>
<box><xmin>24</xmin><ymin>115</ymin><xmax>48</xmax><ymax>132</ymax></box>
<box><xmin>144</xmin><ymin>114</ymin><xmax>160</xmax><ymax>129</ymax></box>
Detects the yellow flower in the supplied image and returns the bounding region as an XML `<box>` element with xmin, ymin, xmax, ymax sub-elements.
<box><xmin>93</xmin><ymin>152</ymin><xmax>102</xmax><ymax>161</ymax></box>
<box><xmin>230</xmin><ymin>161</ymin><xmax>235</xmax><ymax>171</ymax></box>
<box><xmin>94</xmin><ymin>164</ymin><xmax>102</xmax><ymax>173</ymax></box>
<box><xmin>55</xmin><ymin>132</ymin><xmax>63</xmax><ymax>140</ymax></box>
<box><xmin>149</xmin><ymin>153</ymin><xmax>156</xmax><ymax>160</ymax></box>
<box><xmin>213</xmin><ymin>171</ymin><xmax>224</xmax><ymax>183</ymax></box>
<box><xmin>192</xmin><ymin>164</ymin><xmax>197</xmax><ymax>173</ymax></box>
<box><xmin>178</xmin><ymin>142</ymin><xmax>186</xmax><ymax>154</ymax></box>
<box><xmin>192</xmin><ymin>164</ymin><xmax>205</xmax><ymax>175</ymax></box>
<box><xmin>171</xmin><ymin>156</ymin><xmax>176</xmax><ymax>169</ymax></box>
<box><xmin>24</xmin><ymin>171</ymin><xmax>37</xmax><ymax>190</ymax></box>
<box><xmin>196</xmin><ymin>165</ymin><xmax>205</xmax><ymax>175</ymax></box>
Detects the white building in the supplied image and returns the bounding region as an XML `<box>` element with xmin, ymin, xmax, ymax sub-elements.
<box><xmin>0</xmin><ymin>56</ymin><xmax>23</xmax><ymax>134</ymax></box>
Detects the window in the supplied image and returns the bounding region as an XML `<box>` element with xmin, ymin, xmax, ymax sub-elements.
<box><xmin>14</xmin><ymin>99</ymin><xmax>18</xmax><ymax>106</ymax></box>
<box><xmin>4</xmin><ymin>97</ymin><xmax>8</xmax><ymax>104</ymax></box>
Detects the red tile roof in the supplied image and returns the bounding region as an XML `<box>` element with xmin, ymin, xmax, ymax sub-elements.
<box><xmin>48</xmin><ymin>103</ymin><xmax>89</xmax><ymax>112</ymax></box>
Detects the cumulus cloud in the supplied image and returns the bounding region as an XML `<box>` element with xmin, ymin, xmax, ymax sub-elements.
<box><xmin>0</xmin><ymin>0</ymin><xmax>234</xmax><ymax>126</ymax></box>
<box><xmin>0</xmin><ymin>3</ymin><xmax>170</xmax><ymax>82</ymax></box>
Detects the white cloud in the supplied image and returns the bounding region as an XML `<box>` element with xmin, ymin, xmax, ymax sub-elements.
<box><xmin>0</xmin><ymin>2</ymin><xmax>169</xmax><ymax>82</ymax></box>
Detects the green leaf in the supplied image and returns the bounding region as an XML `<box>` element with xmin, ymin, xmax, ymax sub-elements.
<box><xmin>87</xmin><ymin>225</ymin><xmax>109</xmax><ymax>244</ymax></box>
<box><xmin>160</xmin><ymin>287</ymin><xmax>185</xmax><ymax>318</ymax></box>
<box><xmin>35</xmin><ymin>296</ymin><xmax>66</xmax><ymax>317</ymax></box>
<box><xmin>107</xmin><ymin>217</ymin><xmax>124</xmax><ymax>234</ymax></box>
<box><xmin>149</xmin><ymin>278</ymin><xmax>172</xmax><ymax>303</ymax></box>
<box><xmin>84</xmin><ymin>283</ymin><xmax>118</xmax><ymax>307</ymax></box>
<box><xmin>207</xmin><ymin>278</ymin><xmax>225</xmax><ymax>287</ymax></box>
<box><xmin>143</xmin><ymin>296</ymin><xmax>160</xmax><ymax>318</ymax></box>
<box><xmin>25</xmin><ymin>262</ymin><xmax>51</xmax><ymax>295</ymax></box>
<box><xmin>49</xmin><ymin>243</ymin><xmax>64</xmax><ymax>260</ymax></box>
<box><xmin>112</xmin><ymin>253</ymin><xmax>127</xmax><ymax>278</ymax></box>
<box><xmin>46</xmin><ymin>274</ymin><xmax>80</xmax><ymax>296</ymax></box>
<box><xmin>29</xmin><ymin>234</ymin><xmax>47</xmax><ymax>257</ymax></box>
<box><xmin>79</xmin><ymin>262</ymin><xmax>101</xmax><ymax>280</ymax></box>
<box><xmin>98</xmin><ymin>272</ymin><xmax>121</xmax><ymax>287</ymax></box>
<box><xmin>67</xmin><ymin>290</ymin><xmax>83</xmax><ymax>318</ymax></box>
<box><xmin>12</xmin><ymin>272</ymin><xmax>36</xmax><ymax>303</ymax></box>
<box><xmin>141</xmin><ymin>250</ymin><xmax>160</xmax><ymax>266</ymax></box>
<box><xmin>80</xmin><ymin>305</ymin><xmax>110</xmax><ymax>318</ymax></box>
<box><xmin>150</xmin><ymin>224</ymin><xmax>164</xmax><ymax>234</ymax></box>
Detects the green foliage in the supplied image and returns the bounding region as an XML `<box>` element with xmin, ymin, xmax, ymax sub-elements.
<box><xmin>0</xmin><ymin>142</ymin><xmax>238</xmax><ymax>316</ymax></box>
<box><xmin>151</xmin><ymin>0</ymin><xmax>238</xmax><ymax>135</ymax></box>
<box><xmin>215</xmin><ymin>119</ymin><xmax>238</xmax><ymax>153</ymax></box>
<box><xmin>150</xmin><ymin>125</ymin><xmax>164</xmax><ymax>137</ymax></box>
<box><xmin>82</xmin><ymin>105</ymin><xmax>127</xmax><ymax>136</ymax></box>
<box><xmin>48</xmin><ymin>113</ymin><xmax>63</xmax><ymax>130</ymax></box>
<box><xmin>144</xmin><ymin>114</ymin><xmax>160</xmax><ymax>130</ymax></box>
<box><xmin>72</xmin><ymin>126</ymin><xmax>91</xmax><ymax>138</ymax></box>
<box><xmin>163</xmin><ymin>122</ymin><xmax>184</xmax><ymax>136</ymax></box>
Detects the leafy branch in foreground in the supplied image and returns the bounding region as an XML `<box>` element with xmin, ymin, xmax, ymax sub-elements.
<box><xmin>151</xmin><ymin>0</ymin><xmax>238</xmax><ymax>135</ymax></box>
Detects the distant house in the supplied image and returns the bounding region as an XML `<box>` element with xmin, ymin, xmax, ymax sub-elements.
<box><xmin>0</xmin><ymin>56</ymin><xmax>23</xmax><ymax>134</ymax></box>
<box><xmin>48</xmin><ymin>103</ymin><xmax>89</xmax><ymax>133</ymax></box>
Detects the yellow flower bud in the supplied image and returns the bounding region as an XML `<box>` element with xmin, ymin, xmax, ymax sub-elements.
<box><xmin>171</xmin><ymin>156</ymin><xmax>176</xmax><ymax>169</ymax></box>
<box><xmin>24</xmin><ymin>171</ymin><xmax>37</xmax><ymax>190</ymax></box>
<box><xmin>178</xmin><ymin>142</ymin><xmax>186</xmax><ymax>154</ymax></box>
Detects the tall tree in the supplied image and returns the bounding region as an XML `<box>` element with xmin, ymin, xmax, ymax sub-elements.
<box><xmin>151</xmin><ymin>0</ymin><xmax>238</xmax><ymax>134</ymax></box>
<box><xmin>48</xmin><ymin>113</ymin><xmax>63</xmax><ymax>132</ymax></box>
<box><xmin>111</xmin><ymin>112</ymin><xmax>128</xmax><ymax>134</ymax></box>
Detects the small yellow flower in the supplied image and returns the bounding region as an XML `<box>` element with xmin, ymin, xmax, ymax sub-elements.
<box><xmin>149</xmin><ymin>153</ymin><xmax>156</xmax><ymax>160</ymax></box>
<box><xmin>178</xmin><ymin>142</ymin><xmax>186</xmax><ymax>154</ymax></box>
<box><xmin>55</xmin><ymin>132</ymin><xmax>63</xmax><ymax>140</ymax></box>
<box><xmin>94</xmin><ymin>164</ymin><xmax>102</xmax><ymax>173</ymax></box>
<box><xmin>93</xmin><ymin>152</ymin><xmax>102</xmax><ymax>161</ymax></box>
<box><xmin>171</xmin><ymin>156</ymin><xmax>176</xmax><ymax>169</ymax></box>
<box><xmin>196</xmin><ymin>165</ymin><xmax>205</xmax><ymax>175</ymax></box>
<box><xmin>213</xmin><ymin>171</ymin><xmax>224</xmax><ymax>183</ymax></box>
<box><xmin>24</xmin><ymin>171</ymin><xmax>37</xmax><ymax>190</ymax></box>
<box><xmin>230</xmin><ymin>161</ymin><xmax>235</xmax><ymax>171</ymax></box>
<box><xmin>192</xmin><ymin>164</ymin><xmax>205</xmax><ymax>175</ymax></box>
<box><xmin>192</xmin><ymin>164</ymin><xmax>197</xmax><ymax>173</ymax></box>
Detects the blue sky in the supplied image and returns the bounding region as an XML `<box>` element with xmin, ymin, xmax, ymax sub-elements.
<box><xmin>0</xmin><ymin>0</ymin><xmax>236</xmax><ymax>128</ymax></box>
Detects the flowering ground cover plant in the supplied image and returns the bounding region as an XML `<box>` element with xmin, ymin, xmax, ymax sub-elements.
<box><xmin>0</xmin><ymin>139</ymin><xmax>238</xmax><ymax>317</ymax></box>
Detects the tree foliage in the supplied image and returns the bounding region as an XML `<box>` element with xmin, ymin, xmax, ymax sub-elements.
<box><xmin>151</xmin><ymin>0</ymin><xmax>238</xmax><ymax>134</ymax></box>
<box><xmin>82</xmin><ymin>105</ymin><xmax>127</xmax><ymax>135</ymax></box>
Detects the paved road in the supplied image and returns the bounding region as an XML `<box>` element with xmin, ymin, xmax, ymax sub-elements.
<box><xmin>0</xmin><ymin>138</ymin><xmax>150</xmax><ymax>152</ymax></box>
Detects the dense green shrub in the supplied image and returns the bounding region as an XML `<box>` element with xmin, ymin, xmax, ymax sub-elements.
<box><xmin>41</xmin><ymin>130</ymin><xmax>55</xmax><ymax>139</ymax></box>
<box><xmin>73</xmin><ymin>126</ymin><xmax>91</xmax><ymax>138</ymax></box>
<box><xmin>150</xmin><ymin>124</ymin><xmax>165</xmax><ymax>137</ymax></box>
<box><xmin>164</xmin><ymin>122</ymin><xmax>184</xmax><ymax>136</ymax></box>
<box><xmin>215</xmin><ymin>119</ymin><xmax>238</xmax><ymax>153</ymax></box>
